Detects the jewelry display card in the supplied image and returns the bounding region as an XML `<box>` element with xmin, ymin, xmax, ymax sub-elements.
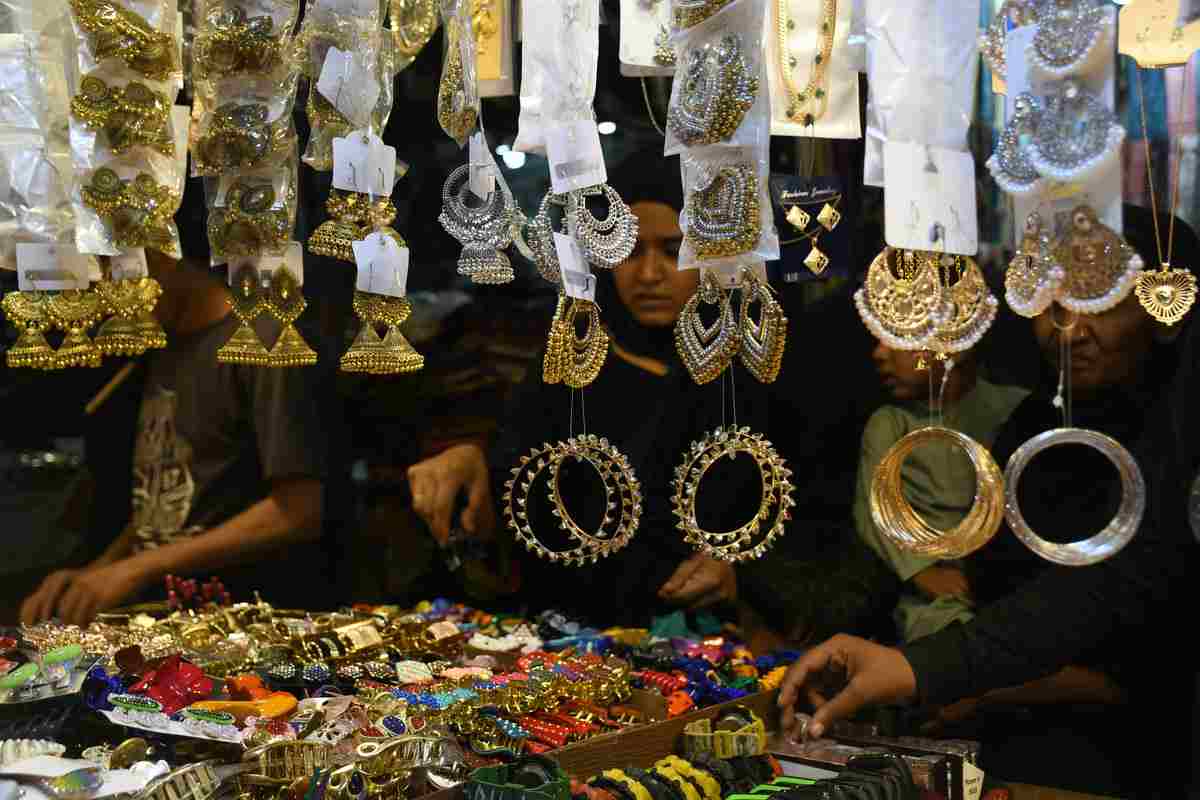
<box><xmin>767</xmin><ymin>0</ymin><xmax>861</xmax><ymax>140</ymax></box>
<box><xmin>554</xmin><ymin>232</ymin><xmax>597</xmax><ymax>301</ymax></box>
<box><xmin>884</xmin><ymin>143</ymin><xmax>978</xmax><ymax>256</ymax></box>
<box><xmin>353</xmin><ymin>232</ymin><xmax>409</xmax><ymax>296</ymax></box>
<box><xmin>228</xmin><ymin>240</ymin><xmax>304</xmax><ymax>286</ymax></box>
<box><xmin>16</xmin><ymin>243</ymin><xmax>93</xmax><ymax>290</ymax></box>
<box><xmin>1119</xmin><ymin>0</ymin><xmax>1200</xmax><ymax>67</ymax></box>
<box><xmin>545</xmin><ymin>120</ymin><xmax>606</xmax><ymax>194</ymax></box>
<box><xmin>109</xmin><ymin>248</ymin><xmax>148</xmax><ymax>280</ymax></box>
<box><xmin>766</xmin><ymin>174</ymin><xmax>849</xmax><ymax>283</ymax></box>
<box><xmin>618</xmin><ymin>0</ymin><xmax>675</xmax><ymax>77</ymax></box>
<box><xmin>701</xmin><ymin>260</ymin><xmax>764</xmax><ymax>289</ymax></box>
<box><xmin>332</xmin><ymin>130</ymin><xmax>396</xmax><ymax>195</ymax></box>
<box><xmin>317</xmin><ymin>47</ymin><xmax>381</xmax><ymax>128</ymax></box>
<box><xmin>1006</xmin><ymin>8</ymin><xmax>1121</xmax><ymax>244</ymax></box>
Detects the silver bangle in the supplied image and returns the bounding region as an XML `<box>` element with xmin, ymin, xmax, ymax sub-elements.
<box><xmin>1003</xmin><ymin>427</ymin><xmax>1145</xmax><ymax>566</ymax></box>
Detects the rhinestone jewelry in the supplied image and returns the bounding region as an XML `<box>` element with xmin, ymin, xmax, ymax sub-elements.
<box><xmin>1028</xmin><ymin>80</ymin><xmax>1124</xmax><ymax>183</ymax></box>
<box><xmin>854</xmin><ymin>249</ymin><xmax>942</xmax><ymax>351</ymax></box>
<box><xmin>1004</xmin><ymin>428</ymin><xmax>1144</xmax><ymax>565</ymax></box>
<box><xmin>671</xmin><ymin>426</ymin><xmax>795</xmax><ymax>563</ymax></box>
<box><xmin>566</xmin><ymin>185</ymin><xmax>639</xmax><ymax>269</ymax></box>
<box><xmin>737</xmin><ymin>269</ymin><xmax>787</xmax><ymax>384</ymax></box>
<box><xmin>267</xmin><ymin>661</ymin><xmax>299</xmax><ymax>682</ymax></box>
<box><xmin>871</xmin><ymin>427</ymin><xmax>1005</xmax><ymax>558</ymax></box>
<box><xmin>1006</xmin><ymin>213</ymin><xmax>1066</xmax><ymax>318</ymax></box>
<box><xmin>1053</xmin><ymin>205</ymin><xmax>1143</xmax><ymax>315</ymax></box>
<box><xmin>668</xmin><ymin>33</ymin><xmax>758</xmax><ymax>147</ymax></box>
<box><xmin>675</xmin><ymin>273</ymin><xmax>739</xmax><ymax>385</ymax></box>
<box><xmin>685</xmin><ymin>164</ymin><xmax>762</xmax><ymax>260</ymax></box>
<box><xmin>672</xmin><ymin>0</ymin><xmax>734</xmax><ymax>29</ymax></box>
<box><xmin>986</xmin><ymin>93</ymin><xmax>1044</xmax><ymax>196</ymax></box>
<box><xmin>979</xmin><ymin>0</ymin><xmax>1033</xmax><ymax>82</ymax></box>
<box><xmin>438</xmin><ymin>164</ymin><xmax>517</xmax><ymax>284</ymax></box>
<box><xmin>529</xmin><ymin>192</ymin><xmax>570</xmax><ymax>286</ymax></box>
<box><xmin>1026</xmin><ymin>0</ymin><xmax>1111</xmax><ymax>79</ymax></box>
<box><xmin>303</xmin><ymin>663</ymin><xmax>332</xmax><ymax>684</ymax></box>
<box><xmin>929</xmin><ymin>255</ymin><xmax>999</xmax><ymax>353</ymax></box>
<box><xmin>502</xmin><ymin>435</ymin><xmax>642</xmax><ymax>566</ymax></box>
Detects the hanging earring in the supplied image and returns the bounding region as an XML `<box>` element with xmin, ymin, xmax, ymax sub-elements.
<box><xmin>817</xmin><ymin>202</ymin><xmax>841</xmax><ymax>231</ymax></box>
<box><xmin>342</xmin><ymin>292</ymin><xmax>422</xmax><ymax>374</ymax></box>
<box><xmin>805</xmin><ymin>234</ymin><xmax>830</xmax><ymax>275</ymax></box>
<box><xmin>1</xmin><ymin>291</ymin><xmax>57</xmax><ymax>369</ymax></box>
<box><xmin>94</xmin><ymin>277</ymin><xmax>162</xmax><ymax>357</ymax></box>
<box><xmin>217</xmin><ymin>265</ymin><xmax>271</xmax><ymax>366</ymax></box>
<box><xmin>264</xmin><ymin>268</ymin><xmax>318</xmax><ymax>368</ymax></box>
<box><xmin>675</xmin><ymin>272</ymin><xmax>739</xmax><ymax>385</ymax></box>
<box><xmin>737</xmin><ymin>270</ymin><xmax>787</xmax><ymax>384</ymax></box>
<box><xmin>561</xmin><ymin>299</ymin><xmax>610</xmax><ymax>389</ymax></box>
<box><xmin>47</xmin><ymin>289</ymin><xmax>104</xmax><ymax>368</ymax></box>
<box><xmin>341</xmin><ymin>292</ymin><xmax>387</xmax><ymax>374</ymax></box>
<box><xmin>543</xmin><ymin>294</ymin><xmax>568</xmax><ymax>384</ymax></box>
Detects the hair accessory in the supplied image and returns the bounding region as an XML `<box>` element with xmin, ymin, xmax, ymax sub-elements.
<box><xmin>1028</xmin><ymin>80</ymin><xmax>1124</xmax><ymax>183</ymax></box>
<box><xmin>566</xmin><ymin>186</ymin><xmax>639</xmax><ymax>270</ymax></box>
<box><xmin>67</xmin><ymin>0</ymin><xmax>178</xmax><ymax>80</ymax></box>
<box><xmin>675</xmin><ymin>273</ymin><xmax>739</xmax><ymax>384</ymax></box>
<box><xmin>217</xmin><ymin>265</ymin><xmax>270</xmax><ymax>366</ymax></box>
<box><xmin>1026</xmin><ymin>0</ymin><xmax>1111</xmax><ymax>78</ymax></box>
<box><xmin>70</xmin><ymin>77</ymin><xmax>172</xmax><ymax>155</ymax></box>
<box><xmin>737</xmin><ymin>269</ymin><xmax>787</xmax><ymax>384</ymax></box>
<box><xmin>503</xmin><ymin>436</ymin><xmax>642</xmax><ymax>566</ymax></box>
<box><xmin>193</xmin><ymin>103</ymin><xmax>292</xmax><ymax>174</ymax></box>
<box><xmin>193</xmin><ymin>6</ymin><xmax>285</xmax><ymax>81</ymax></box>
<box><xmin>81</xmin><ymin>168</ymin><xmax>181</xmax><ymax>256</ymax></box>
<box><xmin>207</xmin><ymin>180</ymin><xmax>292</xmax><ymax>259</ymax></box>
<box><xmin>672</xmin><ymin>426</ymin><xmax>794</xmax><ymax>562</ymax></box>
<box><xmin>685</xmin><ymin>164</ymin><xmax>762</xmax><ymax>260</ymax></box>
<box><xmin>870</xmin><ymin>427</ymin><xmax>1004</xmax><ymax>558</ymax></box>
<box><xmin>854</xmin><ymin>248</ymin><xmax>942</xmax><ymax>351</ymax></box>
<box><xmin>263</xmin><ymin>269</ymin><xmax>317</xmax><ymax>368</ymax></box>
<box><xmin>437</xmin><ymin>16</ymin><xmax>478</xmax><ymax>142</ymax></box>
<box><xmin>1004</xmin><ymin>428</ymin><xmax>1143</xmax><ymax>565</ymax></box>
<box><xmin>438</xmin><ymin>164</ymin><xmax>516</xmax><ymax>285</ymax></box>
<box><xmin>1006</xmin><ymin>212</ymin><xmax>1065</xmax><ymax>318</ymax></box>
<box><xmin>1053</xmin><ymin>205</ymin><xmax>1142</xmax><ymax>314</ymax></box>
<box><xmin>668</xmin><ymin>33</ymin><xmax>758</xmax><ymax>147</ymax></box>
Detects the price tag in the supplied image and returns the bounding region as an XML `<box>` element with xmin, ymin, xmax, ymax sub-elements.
<box><xmin>16</xmin><ymin>244</ymin><xmax>92</xmax><ymax>290</ymax></box>
<box><xmin>317</xmin><ymin>47</ymin><xmax>381</xmax><ymax>128</ymax></box>
<box><xmin>701</xmin><ymin>263</ymin><xmax>750</xmax><ymax>289</ymax></box>
<box><xmin>468</xmin><ymin>132</ymin><xmax>496</xmax><ymax>201</ymax></box>
<box><xmin>109</xmin><ymin>248</ymin><xmax>148</xmax><ymax>280</ymax></box>
<box><xmin>553</xmin><ymin>232</ymin><xmax>596</xmax><ymax>301</ymax></box>
<box><xmin>883</xmin><ymin>142</ymin><xmax>978</xmax><ymax>257</ymax></box>
<box><xmin>227</xmin><ymin>242</ymin><xmax>303</xmax><ymax>288</ymax></box>
<box><xmin>333</xmin><ymin>130</ymin><xmax>396</xmax><ymax>196</ymax></box>
<box><xmin>352</xmin><ymin>232</ymin><xmax>409</xmax><ymax>297</ymax></box>
<box><xmin>545</xmin><ymin>120</ymin><xmax>606</xmax><ymax>194</ymax></box>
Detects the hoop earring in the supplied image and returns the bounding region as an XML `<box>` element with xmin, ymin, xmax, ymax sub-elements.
<box><xmin>561</xmin><ymin>299</ymin><xmax>610</xmax><ymax>389</ymax></box>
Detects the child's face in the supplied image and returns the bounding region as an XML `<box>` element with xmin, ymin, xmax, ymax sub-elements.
<box><xmin>871</xmin><ymin>340</ymin><xmax>932</xmax><ymax>402</ymax></box>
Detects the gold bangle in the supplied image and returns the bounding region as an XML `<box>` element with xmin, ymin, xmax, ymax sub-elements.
<box><xmin>869</xmin><ymin>426</ymin><xmax>1004</xmax><ymax>558</ymax></box>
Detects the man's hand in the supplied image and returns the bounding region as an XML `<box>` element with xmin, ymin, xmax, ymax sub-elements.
<box><xmin>20</xmin><ymin>569</ymin><xmax>80</xmax><ymax>625</ymax></box>
<box><xmin>20</xmin><ymin>561</ymin><xmax>150</xmax><ymax>626</ymax></box>
<box><xmin>778</xmin><ymin>634</ymin><xmax>918</xmax><ymax>740</ymax></box>
<box><xmin>911</xmin><ymin>565</ymin><xmax>971</xmax><ymax>601</ymax></box>
<box><xmin>407</xmin><ymin>443</ymin><xmax>494</xmax><ymax>545</ymax></box>
<box><xmin>658</xmin><ymin>554</ymin><xmax>736</xmax><ymax>608</ymax></box>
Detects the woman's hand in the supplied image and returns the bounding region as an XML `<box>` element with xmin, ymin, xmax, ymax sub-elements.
<box><xmin>778</xmin><ymin>634</ymin><xmax>918</xmax><ymax>740</ymax></box>
<box><xmin>407</xmin><ymin>443</ymin><xmax>495</xmax><ymax>544</ymax></box>
<box><xmin>911</xmin><ymin>565</ymin><xmax>971</xmax><ymax>601</ymax></box>
<box><xmin>658</xmin><ymin>554</ymin><xmax>736</xmax><ymax>608</ymax></box>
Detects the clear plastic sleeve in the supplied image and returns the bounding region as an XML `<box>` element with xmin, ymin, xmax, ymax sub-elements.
<box><xmin>437</xmin><ymin>0</ymin><xmax>478</xmax><ymax>146</ymax></box>
<box><xmin>301</xmin><ymin>25</ymin><xmax>394</xmax><ymax>170</ymax></box>
<box><xmin>618</xmin><ymin>0</ymin><xmax>675</xmax><ymax>78</ymax></box>
<box><xmin>389</xmin><ymin>0</ymin><xmax>440</xmax><ymax>72</ymax></box>
<box><xmin>513</xmin><ymin>0</ymin><xmax>549</xmax><ymax>153</ymax></box>
<box><xmin>0</xmin><ymin>33</ymin><xmax>50</xmax><ymax>130</ymax></box>
<box><xmin>203</xmin><ymin>154</ymin><xmax>297</xmax><ymax>263</ymax></box>
<box><xmin>69</xmin><ymin>66</ymin><xmax>177</xmax><ymax>166</ymax></box>
<box><xmin>663</xmin><ymin>0</ymin><xmax>766</xmax><ymax>157</ymax></box>
<box><xmin>189</xmin><ymin>79</ymin><xmax>299</xmax><ymax>175</ymax></box>
<box><xmin>73</xmin><ymin>149</ymin><xmax>183</xmax><ymax>257</ymax></box>
<box><xmin>192</xmin><ymin>0</ymin><xmax>300</xmax><ymax>87</ymax></box>
<box><xmin>0</xmin><ymin>131</ymin><xmax>74</xmax><ymax>270</ymax></box>
<box><xmin>678</xmin><ymin>146</ymin><xmax>779</xmax><ymax>270</ymax></box>
<box><xmin>862</xmin><ymin>0</ymin><xmax>978</xmax><ymax>187</ymax></box>
<box><xmin>66</xmin><ymin>0</ymin><xmax>182</xmax><ymax>85</ymax></box>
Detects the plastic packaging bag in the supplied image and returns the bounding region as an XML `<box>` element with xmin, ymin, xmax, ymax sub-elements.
<box><xmin>863</xmin><ymin>0</ymin><xmax>978</xmax><ymax>187</ymax></box>
<box><xmin>204</xmin><ymin>154</ymin><xmax>297</xmax><ymax>263</ymax></box>
<box><xmin>302</xmin><ymin>26</ymin><xmax>394</xmax><ymax>170</ymax></box>
<box><xmin>192</xmin><ymin>0</ymin><xmax>300</xmax><ymax>87</ymax></box>
<box><xmin>189</xmin><ymin>82</ymin><xmax>298</xmax><ymax>175</ymax></box>
<box><xmin>475</xmin><ymin>0</ymin><xmax>512</xmax><ymax>98</ymax></box>
<box><xmin>69</xmin><ymin>67</ymin><xmax>177</xmax><ymax>166</ymax></box>
<box><xmin>73</xmin><ymin>149</ymin><xmax>183</xmax><ymax>257</ymax></box>
<box><xmin>0</xmin><ymin>131</ymin><xmax>74</xmax><ymax>269</ymax></box>
<box><xmin>664</xmin><ymin>0</ymin><xmax>767</xmax><ymax>157</ymax></box>
<box><xmin>671</xmin><ymin>0</ymin><xmax>734</xmax><ymax>30</ymax></box>
<box><xmin>66</xmin><ymin>0</ymin><xmax>182</xmax><ymax>84</ymax></box>
<box><xmin>619</xmin><ymin>0</ymin><xmax>675</xmax><ymax>77</ymax></box>
<box><xmin>0</xmin><ymin>34</ymin><xmax>50</xmax><ymax>130</ymax></box>
<box><xmin>514</xmin><ymin>0</ymin><xmax>599</xmax><ymax>153</ymax></box>
<box><xmin>678</xmin><ymin>146</ymin><xmax>779</xmax><ymax>270</ymax></box>
<box><xmin>389</xmin><ymin>0</ymin><xmax>440</xmax><ymax>72</ymax></box>
<box><xmin>437</xmin><ymin>0</ymin><xmax>478</xmax><ymax>146</ymax></box>
<box><xmin>513</xmin><ymin>0</ymin><xmax>547</xmax><ymax>153</ymax></box>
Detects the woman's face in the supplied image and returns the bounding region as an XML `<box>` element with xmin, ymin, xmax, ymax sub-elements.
<box><xmin>1031</xmin><ymin>294</ymin><xmax>1157</xmax><ymax>395</ymax></box>
<box><xmin>613</xmin><ymin>201</ymin><xmax>698</xmax><ymax>327</ymax></box>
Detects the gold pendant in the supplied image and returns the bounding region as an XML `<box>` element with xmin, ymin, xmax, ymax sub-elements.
<box><xmin>1135</xmin><ymin>265</ymin><xmax>1197</xmax><ymax>325</ymax></box>
<box><xmin>804</xmin><ymin>243</ymin><xmax>830</xmax><ymax>275</ymax></box>
<box><xmin>817</xmin><ymin>203</ymin><xmax>841</xmax><ymax>231</ymax></box>
<box><xmin>785</xmin><ymin>205</ymin><xmax>811</xmax><ymax>232</ymax></box>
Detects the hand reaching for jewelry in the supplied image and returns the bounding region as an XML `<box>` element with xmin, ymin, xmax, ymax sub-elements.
<box><xmin>21</xmin><ymin>562</ymin><xmax>150</xmax><ymax>626</ymax></box>
<box><xmin>658</xmin><ymin>554</ymin><xmax>736</xmax><ymax>608</ymax></box>
<box><xmin>778</xmin><ymin>634</ymin><xmax>917</xmax><ymax>741</ymax></box>
<box><xmin>407</xmin><ymin>443</ymin><xmax>495</xmax><ymax>545</ymax></box>
<box><xmin>20</xmin><ymin>569</ymin><xmax>80</xmax><ymax>625</ymax></box>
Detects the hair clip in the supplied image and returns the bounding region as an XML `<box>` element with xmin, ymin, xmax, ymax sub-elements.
<box><xmin>193</xmin><ymin>103</ymin><xmax>292</xmax><ymax>175</ymax></box>
<box><xmin>207</xmin><ymin>179</ymin><xmax>292</xmax><ymax>259</ymax></box>
<box><xmin>68</xmin><ymin>0</ymin><xmax>178</xmax><ymax>80</ymax></box>
<box><xmin>668</xmin><ymin>33</ymin><xmax>758</xmax><ymax>147</ymax></box>
<box><xmin>194</xmin><ymin>6</ymin><xmax>286</xmax><ymax>81</ymax></box>
<box><xmin>685</xmin><ymin>164</ymin><xmax>761</xmax><ymax>260</ymax></box>
<box><xmin>81</xmin><ymin>168</ymin><xmax>181</xmax><ymax>256</ymax></box>
<box><xmin>71</xmin><ymin>77</ymin><xmax>173</xmax><ymax>155</ymax></box>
